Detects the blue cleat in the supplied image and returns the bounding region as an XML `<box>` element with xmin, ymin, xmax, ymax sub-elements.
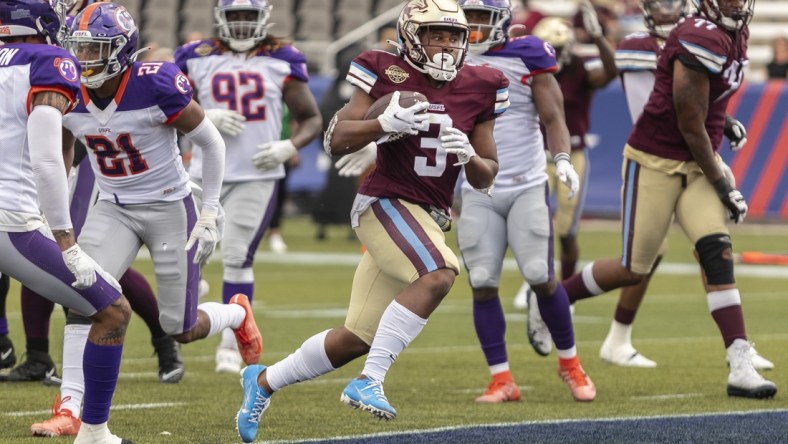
<box><xmin>340</xmin><ymin>376</ymin><xmax>397</xmax><ymax>420</ymax></box>
<box><xmin>236</xmin><ymin>365</ymin><xmax>270</xmax><ymax>443</ymax></box>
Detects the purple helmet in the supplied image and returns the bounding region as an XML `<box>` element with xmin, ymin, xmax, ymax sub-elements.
<box><xmin>0</xmin><ymin>0</ymin><xmax>64</xmax><ymax>45</ymax></box>
<box><xmin>215</xmin><ymin>0</ymin><xmax>271</xmax><ymax>52</ymax></box>
<box><xmin>66</xmin><ymin>2</ymin><xmax>139</xmax><ymax>88</ymax></box>
<box><xmin>458</xmin><ymin>0</ymin><xmax>512</xmax><ymax>54</ymax></box>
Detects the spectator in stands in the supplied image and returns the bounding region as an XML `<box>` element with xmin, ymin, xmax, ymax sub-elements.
<box><xmin>766</xmin><ymin>35</ymin><xmax>788</xmax><ymax>79</ymax></box>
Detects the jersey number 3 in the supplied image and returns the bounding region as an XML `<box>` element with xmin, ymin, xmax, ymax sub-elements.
<box><xmin>86</xmin><ymin>133</ymin><xmax>149</xmax><ymax>177</ymax></box>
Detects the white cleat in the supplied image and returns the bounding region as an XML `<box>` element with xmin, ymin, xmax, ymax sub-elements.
<box><xmin>599</xmin><ymin>340</ymin><xmax>657</xmax><ymax>368</ymax></box>
<box><xmin>513</xmin><ymin>282</ymin><xmax>529</xmax><ymax>310</ymax></box>
<box><xmin>726</xmin><ymin>339</ymin><xmax>777</xmax><ymax>399</ymax></box>
<box><xmin>198</xmin><ymin>279</ymin><xmax>210</xmax><ymax>299</ymax></box>
<box><xmin>268</xmin><ymin>233</ymin><xmax>288</xmax><ymax>254</ymax></box>
<box><xmin>726</xmin><ymin>343</ymin><xmax>774</xmax><ymax>371</ymax></box>
<box><xmin>74</xmin><ymin>422</ymin><xmax>131</xmax><ymax>444</ymax></box>
<box><xmin>526</xmin><ymin>288</ymin><xmax>552</xmax><ymax>356</ymax></box>
<box><xmin>215</xmin><ymin>346</ymin><xmax>243</xmax><ymax>374</ymax></box>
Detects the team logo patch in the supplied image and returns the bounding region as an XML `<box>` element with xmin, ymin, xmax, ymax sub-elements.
<box><xmin>384</xmin><ymin>65</ymin><xmax>409</xmax><ymax>84</ymax></box>
<box><xmin>57</xmin><ymin>58</ymin><xmax>79</xmax><ymax>82</ymax></box>
<box><xmin>543</xmin><ymin>41</ymin><xmax>556</xmax><ymax>58</ymax></box>
<box><xmin>195</xmin><ymin>43</ymin><xmax>214</xmax><ymax>56</ymax></box>
<box><xmin>174</xmin><ymin>73</ymin><xmax>191</xmax><ymax>95</ymax></box>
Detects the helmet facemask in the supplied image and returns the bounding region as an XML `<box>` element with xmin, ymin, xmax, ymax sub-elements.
<box><xmin>67</xmin><ymin>33</ymin><xmax>129</xmax><ymax>88</ymax></box>
<box><xmin>400</xmin><ymin>22</ymin><xmax>469</xmax><ymax>82</ymax></box>
<box><xmin>640</xmin><ymin>0</ymin><xmax>687</xmax><ymax>38</ymax></box>
<box><xmin>215</xmin><ymin>3</ymin><xmax>271</xmax><ymax>52</ymax></box>
<box><xmin>698</xmin><ymin>0</ymin><xmax>754</xmax><ymax>31</ymax></box>
<box><xmin>462</xmin><ymin>4</ymin><xmax>511</xmax><ymax>54</ymax></box>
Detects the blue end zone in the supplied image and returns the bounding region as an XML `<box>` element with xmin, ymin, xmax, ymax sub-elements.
<box><xmin>303</xmin><ymin>409</ymin><xmax>788</xmax><ymax>443</ymax></box>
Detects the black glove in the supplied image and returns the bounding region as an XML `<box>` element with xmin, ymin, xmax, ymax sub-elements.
<box><xmin>713</xmin><ymin>177</ymin><xmax>748</xmax><ymax>224</ymax></box>
<box><xmin>723</xmin><ymin>115</ymin><xmax>747</xmax><ymax>151</ymax></box>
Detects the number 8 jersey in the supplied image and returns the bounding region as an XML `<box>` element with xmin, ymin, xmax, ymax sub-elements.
<box><xmin>175</xmin><ymin>39</ymin><xmax>309</xmax><ymax>182</ymax></box>
<box><xmin>63</xmin><ymin>61</ymin><xmax>193</xmax><ymax>205</ymax></box>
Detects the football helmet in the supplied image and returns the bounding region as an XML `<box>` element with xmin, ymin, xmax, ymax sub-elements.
<box><xmin>695</xmin><ymin>0</ymin><xmax>754</xmax><ymax>31</ymax></box>
<box><xmin>640</xmin><ymin>0</ymin><xmax>688</xmax><ymax>38</ymax></box>
<box><xmin>397</xmin><ymin>0</ymin><xmax>470</xmax><ymax>82</ymax></box>
<box><xmin>0</xmin><ymin>0</ymin><xmax>64</xmax><ymax>45</ymax></box>
<box><xmin>531</xmin><ymin>17</ymin><xmax>574</xmax><ymax>71</ymax></box>
<box><xmin>458</xmin><ymin>0</ymin><xmax>512</xmax><ymax>55</ymax></box>
<box><xmin>66</xmin><ymin>2</ymin><xmax>140</xmax><ymax>89</ymax></box>
<box><xmin>215</xmin><ymin>0</ymin><xmax>271</xmax><ymax>52</ymax></box>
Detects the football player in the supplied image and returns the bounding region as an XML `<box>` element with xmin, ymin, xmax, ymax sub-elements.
<box><xmin>595</xmin><ymin>0</ymin><xmax>770</xmax><ymax>370</ymax></box>
<box><xmin>455</xmin><ymin>0</ymin><xmax>595</xmax><ymax>403</ymax></box>
<box><xmin>515</xmin><ymin>7</ymin><xmax>618</xmax><ymax>357</ymax></box>
<box><xmin>29</xmin><ymin>1</ymin><xmax>264</xmax><ymax>435</ymax></box>
<box><xmin>174</xmin><ymin>0</ymin><xmax>322</xmax><ymax>374</ymax></box>
<box><xmin>0</xmin><ymin>0</ymin><xmax>132</xmax><ymax>442</ymax></box>
<box><xmin>560</xmin><ymin>0</ymin><xmax>776</xmax><ymax>399</ymax></box>
<box><xmin>234</xmin><ymin>0</ymin><xmax>508</xmax><ymax>441</ymax></box>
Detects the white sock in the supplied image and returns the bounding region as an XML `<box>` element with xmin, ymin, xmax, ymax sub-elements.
<box><xmin>607</xmin><ymin>320</ymin><xmax>634</xmax><ymax>348</ymax></box>
<box><xmin>556</xmin><ymin>345</ymin><xmax>577</xmax><ymax>360</ymax></box>
<box><xmin>219</xmin><ymin>327</ymin><xmax>238</xmax><ymax>349</ymax></box>
<box><xmin>266</xmin><ymin>329</ymin><xmax>335</xmax><ymax>392</ymax></box>
<box><xmin>489</xmin><ymin>362</ymin><xmax>510</xmax><ymax>376</ymax></box>
<box><xmin>74</xmin><ymin>421</ymin><xmax>121</xmax><ymax>444</ymax></box>
<box><xmin>60</xmin><ymin>324</ymin><xmax>90</xmax><ymax>417</ymax></box>
<box><xmin>363</xmin><ymin>301</ymin><xmax>427</xmax><ymax>383</ymax></box>
<box><xmin>198</xmin><ymin>301</ymin><xmax>246</xmax><ymax>337</ymax></box>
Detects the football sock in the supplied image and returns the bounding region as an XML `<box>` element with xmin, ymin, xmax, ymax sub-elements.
<box><xmin>562</xmin><ymin>262</ymin><xmax>603</xmax><ymax>303</ymax></box>
<box><xmin>21</xmin><ymin>286</ymin><xmax>54</xmax><ymax>353</ymax></box>
<box><xmin>0</xmin><ymin>273</ymin><xmax>8</xmax><ymax>335</ymax></box>
<box><xmin>198</xmin><ymin>302</ymin><xmax>246</xmax><ymax>337</ymax></box>
<box><xmin>473</xmin><ymin>297</ymin><xmax>508</xmax><ymax>367</ymax></box>
<box><xmin>707</xmin><ymin>289</ymin><xmax>746</xmax><ymax>348</ymax></box>
<box><xmin>266</xmin><ymin>329</ymin><xmax>335</xmax><ymax>392</ymax></box>
<box><xmin>120</xmin><ymin>268</ymin><xmax>166</xmax><ymax>339</ymax></box>
<box><xmin>606</xmin><ymin>320</ymin><xmax>634</xmax><ymax>348</ymax></box>
<box><xmin>613</xmin><ymin>304</ymin><xmax>637</xmax><ymax>325</ymax></box>
<box><xmin>363</xmin><ymin>301</ymin><xmax>426</xmax><ymax>383</ymax></box>
<box><xmin>560</xmin><ymin>257</ymin><xmax>576</xmax><ymax>281</ymax></box>
<box><xmin>219</xmin><ymin>327</ymin><xmax>239</xmax><ymax>349</ymax></box>
<box><xmin>222</xmin><ymin>266</ymin><xmax>255</xmax><ymax>304</ymax></box>
<box><xmin>537</xmin><ymin>283</ymin><xmax>575</xmax><ymax>352</ymax></box>
<box><xmin>60</xmin><ymin>324</ymin><xmax>90</xmax><ymax>417</ymax></box>
<box><xmin>75</xmin><ymin>422</ymin><xmax>123</xmax><ymax>444</ymax></box>
<box><xmin>81</xmin><ymin>341</ymin><xmax>122</xmax><ymax>425</ymax></box>
<box><xmin>490</xmin><ymin>364</ymin><xmax>511</xmax><ymax>378</ymax></box>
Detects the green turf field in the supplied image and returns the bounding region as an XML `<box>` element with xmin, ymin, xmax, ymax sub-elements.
<box><xmin>2</xmin><ymin>217</ymin><xmax>786</xmax><ymax>443</ymax></box>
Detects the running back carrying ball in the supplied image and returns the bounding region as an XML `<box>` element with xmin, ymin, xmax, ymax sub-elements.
<box><xmin>364</xmin><ymin>90</ymin><xmax>430</xmax><ymax>143</ymax></box>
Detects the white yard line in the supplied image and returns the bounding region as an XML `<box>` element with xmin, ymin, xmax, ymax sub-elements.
<box><xmin>5</xmin><ymin>402</ymin><xmax>186</xmax><ymax>417</ymax></box>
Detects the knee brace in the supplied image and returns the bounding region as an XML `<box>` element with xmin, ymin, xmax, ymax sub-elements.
<box><xmin>695</xmin><ymin>234</ymin><xmax>735</xmax><ymax>285</ymax></box>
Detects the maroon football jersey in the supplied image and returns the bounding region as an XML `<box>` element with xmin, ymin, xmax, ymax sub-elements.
<box><xmin>346</xmin><ymin>50</ymin><xmax>509</xmax><ymax>213</ymax></box>
<box><xmin>550</xmin><ymin>55</ymin><xmax>594</xmax><ymax>151</ymax></box>
<box><xmin>628</xmin><ymin>16</ymin><xmax>749</xmax><ymax>161</ymax></box>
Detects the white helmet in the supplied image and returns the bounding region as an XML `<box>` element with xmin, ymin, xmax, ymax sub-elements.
<box><xmin>532</xmin><ymin>17</ymin><xmax>574</xmax><ymax>72</ymax></box>
<box><xmin>215</xmin><ymin>0</ymin><xmax>272</xmax><ymax>52</ymax></box>
<box><xmin>396</xmin><ymin>0</ymin><xmax>470</xmax><ymax>82</ymax></box>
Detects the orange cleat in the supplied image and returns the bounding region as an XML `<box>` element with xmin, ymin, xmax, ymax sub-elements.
<box><xmin>229</xmin><ymin>293</ymin><xmax>262</xmax><ymax>365</ymax></box>
<box><xmin>475</xmin><ymin>379</ymin><xmax>521</xmax><ymax>403</ymax></box>
<box><xmin>31</xmin><ymin>394</ymin><xmax>81</xmax><ymax>437</ymax></box>
<box><xmin>558</xmin><ymin>357</ymin><xmax>596</xmax><ymax>402</ymax></box>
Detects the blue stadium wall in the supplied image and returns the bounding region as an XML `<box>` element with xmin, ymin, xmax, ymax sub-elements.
<box><xmin>291</xmin><ymin>78</ymin><xmax>788</xmax><ymax>221</ymax></box>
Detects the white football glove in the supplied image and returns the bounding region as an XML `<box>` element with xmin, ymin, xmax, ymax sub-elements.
<box><xmin>377</xmin><ymin>91</ymin><xmax>430</xmax><ymax>137</ymax></box>
<box><xmin>724</xmin><ymin>116</ymin><xmax>747</xmax><ymax>151</ymax></box>
<box><xmin>185</xmin><ymin>207</ymin><xmax>219</xmax><ymax>266</ymax></box>
<box><xmin>253</xmin><ymin>139</ymin><xmax>297</xmax><ymax>172</ymax></box>
<box><xmin>205</xmin><ymin>109</ymin><xmax>246</xmax><ymax>137</ymax></box>
<box><xmin>336</xmin><ymin>142</ymin><xmax>377</xmax><ymax>177</ymax></box>
<box><xmin>554</xmin><ymin>152</ymin><xmax>580</xmax><ymax>199</ymax></box>
<box><xmin>580</xmin><ymin>0</ymin><xmax>603</xmax><ymax>39</ymax></box>
<box><xmin>62</xmin><ymin>244</ymin><xmax>100</xmax><ymax>289</ymax></box>
<box><xmin>441</xmin><ymin>127</ymin><xmax>476</xmax><ymax>166</ymax></box>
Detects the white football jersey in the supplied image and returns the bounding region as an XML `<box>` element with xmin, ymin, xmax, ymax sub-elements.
<box><xmin>463</xmin><ymin>36</ymin><xmax>559</xmax><ymax>193</ymax></box>
<box><xmin>0</xmin><ymin>44</ymin><xmax>81</xmax><ymax>230</ymax></box>
<box><xmin>175</xmin><ymin>40</ymin><xmax>309</xmax><ymax>182</ymax></box>
<box><xmin>62</xmin><ymin>61</ymin><xmax>193</xmax><ymax>205</ymax></box>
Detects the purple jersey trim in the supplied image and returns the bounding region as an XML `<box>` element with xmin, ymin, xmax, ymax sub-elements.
<box><xmin>2</xmin><ymin>44</ymin><xmax>81</xmax><ymax>110</ymax></box>
<box><xmin>174</xmin><ymin>39</ymin><xmax>224</xmax><ymax>75</ymax></box>
<box><xmin>485</xmin><ymin>36</ymin><xmax>558</xmax><ymax>74</ymax></box>
<box><xmin>120</xmin><ymin>61</ymin><xmax>192</xmax><ymax>119</ymax></box>
<box><xmin>182</xmin><ymin>194</ymin><xmax>200</xmax><ymax>334</ymax></box>
<box><xmin>261</xmin><ymin>44</ymin><xmax>309</xmax><ymax>83</ymax></box>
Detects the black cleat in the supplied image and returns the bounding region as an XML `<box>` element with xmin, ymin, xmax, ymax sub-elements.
<box><xmin>152</xmin><ymin>335</ymin><xmax>184</xmax><ymax>383</ymax></box>
<box><xmin>0</xmin><ymin>350</ymin><xmax>56</xmax><ymax>382</ymax></box>
<box><xmin>0</xmin><ymin>335</ymin><xmax>16</xmax><ymax>370</ymax></box>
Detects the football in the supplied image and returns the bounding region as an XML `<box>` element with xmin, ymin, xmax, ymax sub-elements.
<box><xmin>363</xmin><ymin>91</ymin><xmax>429</xmax><ymax>120</ymax></box>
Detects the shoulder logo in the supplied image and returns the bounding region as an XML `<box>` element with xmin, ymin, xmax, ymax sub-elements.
<box><xmin>174</xmin><ymin>73</ymin><xmax>191</xmax><ymax>95</ymax></box>
<box><xmin>543</xmin><ymin>41</ymin><xmax>556</xmax><ymax>58</ymax></box>
<box><xmin>195</xmin><ymin>43</ymin><xmax>214</xmax><ymax>57</ymax></box>
<box><xmin>384</xmin><ymin>65</ymin><xmax>409</xmax><ymax>84</ymax></box>
<box><xmin>56</xmin><ymin>58</ymin><xmax>79</xmax><ymax>83</ymax></box>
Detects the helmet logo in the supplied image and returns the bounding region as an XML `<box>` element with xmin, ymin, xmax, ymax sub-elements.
<box><xmin>114</xmin><ymin>8</ymin><xmax>135</xmax><ymax>34</ymax></box>
<box><xmin>385</xmin><ymin>65</ymin><xmax>409</xmax><ymax>83</ymax></box>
